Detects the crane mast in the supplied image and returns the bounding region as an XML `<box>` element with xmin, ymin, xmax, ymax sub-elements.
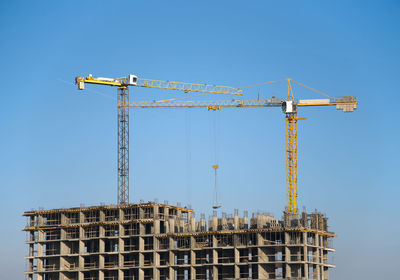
<box><xmin>118</xmin><ymin>86</ymin><xmax>129</xmax><ymax>204</ymax></box>
<box><xmin>284</xmin><ymin>79</ymin><xmax>303</xmax><ymax>215</ymax></box>
<box><xmin>286</xmin><ymin>114</ymin><xmax>299</xmax><ymax>214</ymax></box>
<box><xmin>75</xmin><ymin>75</ymin><xmax>242</xmax><ymax>205</ymax></box>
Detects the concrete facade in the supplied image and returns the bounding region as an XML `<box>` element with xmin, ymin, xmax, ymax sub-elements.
<box><xmin>23</xmin><ymin>203</ymin><xmax>335</xmax><ymax>280</ymax></box>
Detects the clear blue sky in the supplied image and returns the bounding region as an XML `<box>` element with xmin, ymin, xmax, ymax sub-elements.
<box><xmin>0</xmin><ymin>1</ymin><xmax>399</xmax><ymax>279</ymax></box>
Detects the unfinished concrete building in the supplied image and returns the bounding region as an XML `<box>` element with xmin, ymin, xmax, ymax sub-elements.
<box><xmin>23</xmin><ymin>203</ymin><xmax>335</xmax><ymax>280</ymax></box>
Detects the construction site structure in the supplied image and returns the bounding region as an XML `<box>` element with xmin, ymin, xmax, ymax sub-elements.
<box><xmin>24</xmin><ymin>202</ymin><xmax>335</xmax><ymax>280</ymax></box>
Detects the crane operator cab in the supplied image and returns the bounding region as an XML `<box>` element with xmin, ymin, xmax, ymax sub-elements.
<box><xmin>281</xmin><ymin>100</ymin><xmax>296</xmax><ymax>114</ymax></box>
<box><xmin>126</xmin><ymin>74</ymin><xmax>138</xmax><ymax>86</ymax></box>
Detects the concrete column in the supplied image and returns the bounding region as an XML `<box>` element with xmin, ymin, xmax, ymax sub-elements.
<box><xmin>212</xmin><ymin>248</ymin><xmax>218</xmax><ymax>264</ymax></box>
<box><xmin>37</xmin><ymin>235</ymin><xmax>44</xmax><ymax>257</ymax></box>
<box><xmin>60</xmin><ymin>228</ymin><xmax>66</xmax><ymax>240</ymax></box>
<box><xmin>284</xmin><ymin>232</ymin><xmax>291</xmax><ymax>278</ymax></box>
<box><xmin>234</xmin><ymin>210</ymin><xmax>239</xmax><ymax>230</ymax></box>
<box><xmin>61</xmin><ymin>212</ymin><xmax>67</xmax><ymax>225</ymax></box>
<box><xmin>99</xmin><ymin>224</ymin><xmax>105</xmax><ymax>237</ymax></box>
<box><xmin>165</xmin><ymin>219</ymin><xmax>170</xmax><ymax>233</ymax></box>
<box><xmin>243</xmin><ymin>215</ymin><xmax>248</xmax><ymax>229</ymax></box>
<box><xmin>139</xmin><ymin>236</ymin><xmax>144</xmax><ymax>252</ymax></box>
<box><xmin>36</xmin><ymin>243</ymin><xmax>43</xmax><ymax>270</ymax></box>
<box><xmin>79</xmin><ymin>212</ymin><xmax>84</xmax><ymax>223</ymax></box>
<box><xmin>190</xmin><ymin>216</ymin><xmax>196</xmax><ymax>232</ymax></box>
<box><xmin>60</xmin><ymin>242</ymin><xmax>67</xmax><ymax>266</ymax></box>
<box><xmin>119</xmin><ymin>224</ymin><xmax>124</xmax><ymax>247</ymax></box>
<box><xmin>221</xmin><ymin>215</ymin><xmax>227</xmax><ymax>230</ymax></box>
<box><xmin>304</xmin><ymin>262</ymin><xmax>309</xmax><ymax>280</ymax></box>
<box><xmin>99</xmin><ymin>270</ymin><xmax>104</xmax><ymax>280</ymax></box>
<box><xmin>212</xmin><ymin>216</ymin><xmax>218</xmax><ymax>231</ymax></box>
<box><xmin>154</xmin><ymin>267</ymin><xmax>160</xmax><ymax>280</ymax></box>
<box><xmin>139</xmin><ymin>251</ymin><xmax>144</xmax><ymax>267</ymax></box>
<box><xmin>212</xmin><ymin>235</ymin><xmax>218</xmax><ymax>250</ymax></box>
<box><xmin>154</xmin><ymin>219</ymin><xmax>160</xmax><ymax>234</ymax></box>
<box><xmin>118</xmin><ymin>247</ymin><xmax>123</xmax><ymax>269</ymax></box>
<box><xmin>38</xmin><ymin>215</ymin><xmax>44</xmax><ymax>226</ymax></box>
<box><xmin>79</xmin><ymin>240</ymin><xmax>84</xmax><ymax>255</ymax></box>
<box><xmin>190</xmin><ymin>247</ymin><xmax>196</xmax><ymax>278</ymax></box>
<box><xmin>212</xmin><ymin>265</ymin><xmax>218</xmax><ymax>280</ymax></box>
<box><xmin>154</xmin><ymin>236</ymin><xmax>159</xmax><ymax>251</ymax></box>
<box><xmin>118</xmin><ymin>269</ymin><xmax>124</xmax><ymax>280</ymax></box>
<box><xmin>234</xmin><ymin>265</ymin><xmax>240</xmax><ymax>279</ymax></box>
<box><xmin>99</xmin><ymin>254</ymin><xmax>104</xmax><ymax>269</ymax></box>
<box><xmin>168</xmin><ymin>266</ymin><xmax>174</xmax><ymax>280</ymax></box>
<box><xmin>302</xmin><ymin>231</ymin><xmax>308</xmax><ymax>279</ymax></box>
<box><xmin>256</xmin><ymin>233</ymin><xmax>262</xmax><ymax>246</ymax></box>
<box><xmin>119</xmin><ymin>208</ymin><xmax>124</xmax><ymax>221</ymax></box>
<box><xmin>139</xmin><ymin>206</ymin><xmax>144</xmax><ymax>219</ymax></box>
<box><xmin>179</xmin><ymin>219</ymin><xmax>185</xmax><ymax>233</ymax></box>
<box><xmin>99</xmin><ymin>209</ymin><xmax>105</xmax><ymax>222</ymax></box>
<box><xmin>78</xmin><ymin>256</ymin><xmax>84</xmax><ymax>275</ymax></box>
<box><xmin>79</xmin><ymin>226</ymin><xmax>84</xmax><ymax>239</ymax></box>
<box><xmin>77</xmin><ymin>271</ymin><xmax>83</xmax><ymax>280</ymax></box>
<box><xmin>154</xmin><ymin>204</ymin><xmax>159</xmax><ymax>219</ymax></box>
<box><xmin>169</xmin><ymin>250</ymin><xmax>175</xmax><ymax>269</ymax></box>
<box><xmin>169</xmin><ymin>218</ymin><xmax>175</xmax><ymax>234</ymax></box>
<box><xmin>234</xmin><ymin>248</ymin><xmax>240</xmax><ymax>264</ymax></box>
<box><xmin>190</xmin><ymin>266</ymin><xmax>196</xmax><ymax>280</ymax></box>
<box><xmin>154</xmin><ymin>251</ymin><xmax>160</xmax><ymax>266</ymax></box>
<box><xmin>169</xmin><ymin>237</ymin><xmax>175</xmax><ymax>251</ymax></box>
<box><xmin>315</xmin><ymin>233</ymin><xmax>321</xmax><ymax>280</ymax></box>
<box><xmin>99</xmin><ymin>239</ymin><xmax>105</xmax><ymax>254</ymax></box>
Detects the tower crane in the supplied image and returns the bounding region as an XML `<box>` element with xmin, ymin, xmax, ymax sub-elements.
<box><xmin>74</xmin><ymin>74</ymin><xmax>243</xmax><ymax>205</ymax></box>
<box><xmin>119</xmin><ymin>78</ymin><xmax>357</xmax><ymax>215</ymax></box>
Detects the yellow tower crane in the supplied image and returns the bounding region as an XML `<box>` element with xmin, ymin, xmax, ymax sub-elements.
<box><xmin>74</xmin><ymin>74</ymin><xmax>242</xmax><ymax>205</ymax></box>
<box><xmin>119</xmin><ymin>78</ymin><xmax>357</xmax><ymax>215</ymax></box>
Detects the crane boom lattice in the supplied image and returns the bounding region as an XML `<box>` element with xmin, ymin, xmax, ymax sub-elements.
<box><xmin>135</xmin><ymin>79</ymin><xmax>243</xmax><ymax>94</ymax></box>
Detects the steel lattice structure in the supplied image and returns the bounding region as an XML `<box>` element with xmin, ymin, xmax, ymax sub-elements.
<box><xmin>286</xmin><ymin>114</ymin><xmax>298</xmax><ymax>214</ymax></box>
<box><xmin>117</xmin><ymin>87</ymin><xmax>129</xmax><ymax>204</ymax></box>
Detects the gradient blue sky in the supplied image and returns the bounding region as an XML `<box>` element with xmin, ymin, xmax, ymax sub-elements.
<box><xmin>0</xmin><ymin>1</ymin><xmax>399</xmax><ymax>279</ymax></box>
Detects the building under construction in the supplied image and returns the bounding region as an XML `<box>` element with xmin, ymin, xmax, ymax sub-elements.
<box><xmin>22</xmin><ymin>76</ymin><xmax>352</xmax><ymax>280</ymax></box>
<box><xmin>24</xmin><ymin>202</ymin><xmax>335</xmax><ymax>280</ymax></box>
